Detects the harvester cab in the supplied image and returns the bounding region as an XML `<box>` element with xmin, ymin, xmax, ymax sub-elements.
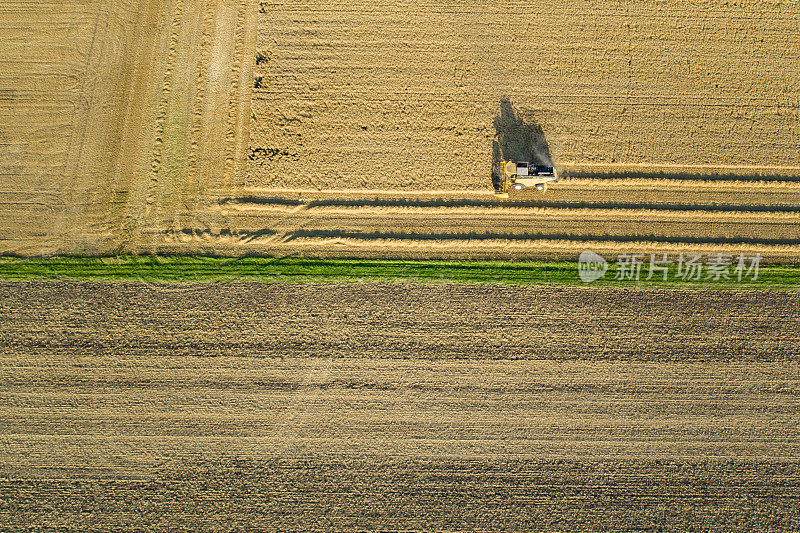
<box><xmin>493</xmin><ymin>160</ymin><xmax>558</xmax><ymax>198</ymax></box>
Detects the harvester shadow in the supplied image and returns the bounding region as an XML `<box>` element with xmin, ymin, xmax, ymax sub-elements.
<box><xmin>492</xmin><ymin>98</ymin><xmax>553</xmax><ymax>190</ymax></box>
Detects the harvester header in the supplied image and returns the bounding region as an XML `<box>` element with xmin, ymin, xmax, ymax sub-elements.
<box><xmin>493</xmin><ymin>161</ymin><xmax>558</xmax><ymax>198</ymax></box>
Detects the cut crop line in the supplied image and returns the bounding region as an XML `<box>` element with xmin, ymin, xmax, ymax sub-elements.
<box><xmin>283</xmin><ymin>229</ymin><xmax>800</xmax><ymax>247</ymax></box>
<box><xmin>219</xmin><ymin>196</ymin><xmax>800</xmax><ymax>214</ymax></box>
<box><xmin>148</xmin><ymin>0</ymin><xmax>184</xmax><ymax>204</ymax></box>
<box><xmin>561</xmin><ymin>163</ymin><xmax>800</xmax><ymax>172</ymax></box>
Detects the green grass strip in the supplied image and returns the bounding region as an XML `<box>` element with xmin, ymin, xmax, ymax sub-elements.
<box><xmin>0</xmin><ymin>255</ymin><xmax>798</xmax><ymax>289</ymax></box>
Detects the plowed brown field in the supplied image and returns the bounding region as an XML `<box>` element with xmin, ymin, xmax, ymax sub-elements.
<box><xmin>1</xmin><ymin>281</ymin><xmax>799</xmax><ymax>530</ymax></box>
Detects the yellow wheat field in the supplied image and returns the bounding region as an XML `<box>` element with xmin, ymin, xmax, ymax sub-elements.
<box><xmin>0</xmin><ymin>0</ymin><xmax>799</xmax><ymax>259</ymax></box>
<box><xmin>250</xmin><ymin>0</ymin><xmax>800</xmax><ymax>190</ymax></box>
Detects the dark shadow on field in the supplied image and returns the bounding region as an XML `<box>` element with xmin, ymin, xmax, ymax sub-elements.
<box><xmin>492</xmin><ymin>98</ymin><xmax>553</xmax><ymax>189</ymax></box>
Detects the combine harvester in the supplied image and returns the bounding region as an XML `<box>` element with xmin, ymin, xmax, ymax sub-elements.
<box><xmin>493</xmin><ymin>161</ymin><xmax>558</xmax><ymax>198</ymax></box>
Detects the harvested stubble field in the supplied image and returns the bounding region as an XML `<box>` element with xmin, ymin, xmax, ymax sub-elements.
<box><xmin>0</xmin><ymin>0</ymin><xmax>257</xmax><ymax>256</ymax></box>
<box><xmin>1</xmin><ymin>0</ymin><xmax>800</xmax><ymax>260</ymax></box>
<box><xmin>206</xmin><ymin>185</ymin><xmax>800</xmax><ymax>262</ymax></box>
<box><xmin>1</xmin><ymin>280</ymin><xmax>800</xmax><ymax>530</ymax></box>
